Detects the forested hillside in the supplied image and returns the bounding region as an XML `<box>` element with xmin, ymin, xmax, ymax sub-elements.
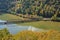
<box><xmin>0</xmin><ymin>0</ymin><xmax>60</xmax><ymax>21</ymax></box>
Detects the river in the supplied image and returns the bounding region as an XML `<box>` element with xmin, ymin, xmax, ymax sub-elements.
<box><xmin>0</xmin><ymin>24</ymin><xmax>32</xmax><ymax>34</ymax></box>
<box><xmin>0</xmin><ymin>20</ymin><xmax>47</xmax><ymax>34</ymax></box>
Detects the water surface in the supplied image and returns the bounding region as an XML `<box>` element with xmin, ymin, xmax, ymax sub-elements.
<box><xmin>0</xmin><ymin>24</ymin><xmax>31</xmax><ymax>34</ymax></box>
<box><xmin>0</xmin><ymin>20</ymin><xmax>46</xmax><ymax>34</ymax></box>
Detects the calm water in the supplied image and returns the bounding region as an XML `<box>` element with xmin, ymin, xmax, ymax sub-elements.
<box><xmin>0</xmin><ymin>20</ymin><xmax>44</xmax><ymax>34</ymax></box>
<box><xmin>0</xmin><ymin>24</ymin><xmax>31</xmax><ymax>34</ymax></box>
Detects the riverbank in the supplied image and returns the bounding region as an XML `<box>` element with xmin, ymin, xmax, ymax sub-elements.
<box><xmin>0</xmin><ymin>14</ymin><xmax>60</xmax><ymax>31</ymax></box>
<box><xmin>19</xmin><ymin>21</ymin><xmax>60</xmax><ymax>31</ymax></box>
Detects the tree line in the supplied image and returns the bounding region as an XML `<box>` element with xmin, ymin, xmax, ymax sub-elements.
<box><xmin>9</xmin><ymin>0</ymin><xmax>60</xmax><ymax>21</ymax></box>
<box><xmin>0</xmin><ymin>0</ymin><xmax>60</xmax><ymax>20</ymax></box>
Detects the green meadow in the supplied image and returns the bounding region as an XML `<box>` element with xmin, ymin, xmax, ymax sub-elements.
<box><xmin>0</xmin><ymin>14</ymin><xmax>23</xmax><ymax>21</ymax></box>
<box><xmin>0</xmin><ymin>14</ymin><xmax>60</xmax><ymax>31</ymax></box>
<box><xmin>19</xmin><ymin>21</ymin><xmax>60</xmax><ymax>31</ymax></box>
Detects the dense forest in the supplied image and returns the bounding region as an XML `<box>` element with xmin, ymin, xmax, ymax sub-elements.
<box><xmin>0</xmin><ymin>28</ymin><xmax>60</xmax><ymax>40</ymax></box>
<box><xmin>0</xmin><ymin>0</ymin><xmax>60</xmax><ymax>21</ymax></box>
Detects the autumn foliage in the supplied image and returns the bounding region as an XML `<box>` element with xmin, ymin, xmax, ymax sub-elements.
<box><xmin>0</xmin><ymin>28</ymin><xmax>60</xmax><ymax>40</ymax></box>
<box><xmin>14</xmin><ymin>30</ymin><xmax>60</xmax><ymax>40</ymax></box>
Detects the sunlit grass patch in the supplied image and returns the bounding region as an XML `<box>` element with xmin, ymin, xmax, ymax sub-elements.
<box><xmin>19</xmin><ymin>21</ymin><xmax>60</xmax><ymax>31</ymax></box>
<box><xmin>0</xmin><ymin>14</ymin><xmax>23</xmax><ymax>21</ymax></box>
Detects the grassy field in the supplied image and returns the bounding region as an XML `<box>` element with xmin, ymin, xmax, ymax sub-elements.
<box><xmin>0</xmin><ymin>14</ymin><xmax>60</xmax><ymax>31</ymax></box>
<box><xmin>19</xmin><ymin>21</ymin><xmax>60</xmax><ymax>31</ymax></box>
<box><xmin>0</xmin><ymin>14</ymin><xmax>23</xmax><ymax>21</ymax></box>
